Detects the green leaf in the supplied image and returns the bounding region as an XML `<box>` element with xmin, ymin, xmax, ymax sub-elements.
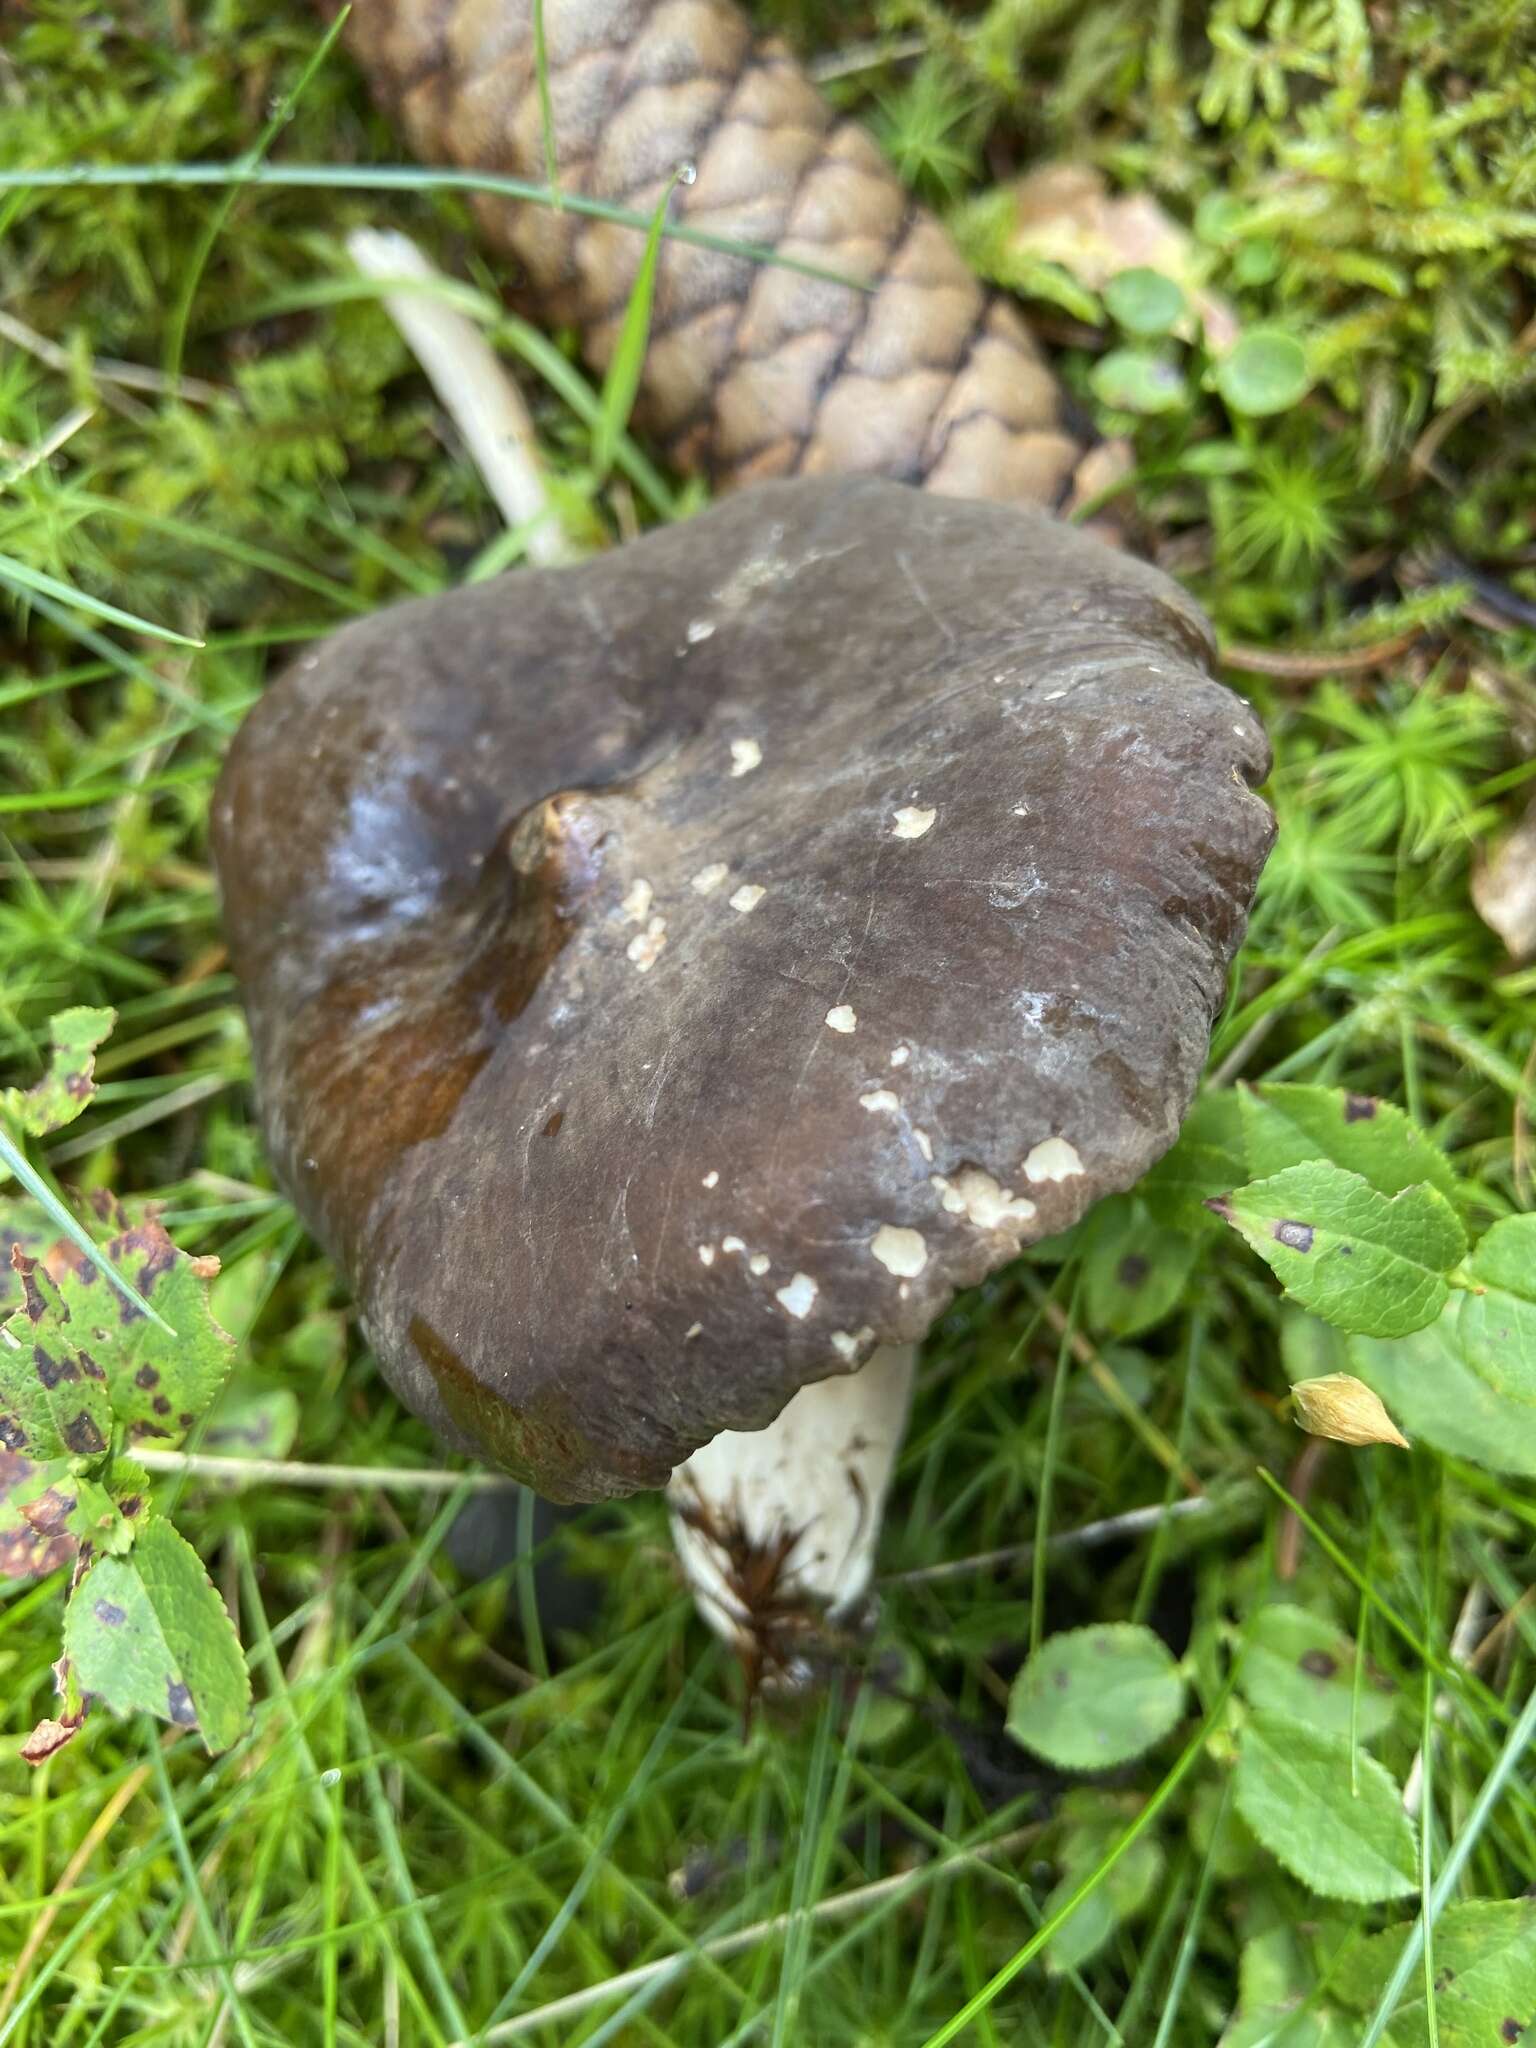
<box><xmin>0</xmin><ymin>1247</ymin><xmax>114</xmax><ymax>1460</ymax></box>
<box><xmin>1350</xmin><ymin>1310</ymin><xmax>1536</xmax><ymax>1478</ymax></box>
<box><xmin>1007</xmin><ymin>1623</ymin><xmax>1185</xmax><ymax>1771</ymax></box>
<box><xmin>1103</xmin><ymin>266</ymin><xmax>1186</xmax><ymax>336</ymax></box>
<box><xmin>0</xmin><ymin>1007</ymin><xmax>116</xmax><ymax>1138</ymax></box>
<box><xmin>202</xmin><ymin>1384</ymin><xmax>301</xmax><ymax>1460</ymax></box>
<box><xmin>1211</xmin><ymin>1164</ymin><xmax>1466</xmax><ymax>1337</ymax></box>
<box><xmin>1044</xmin><ymin>1820</ymin><xmax>1162</xmax><ymax>1974</ymax></box>
<box><xmin>3</xmin><ymin>1222</ymin><xmax>233</xmax><ymax>1451</ymax></box>
<box><xmin>1239</xmin><ymin>1084</ymin><xmax>1462</xmax><ymax>1203</ymax></box>
<box><xmin>63</xmin><ymin>1514</ymin><xmax>250</xmax><ymax>1753</ymax></box>
<box><xmin>1332</xmin><ymin>1898</ymin><xmax>1536</xmax><ymax>2046</ymax></box>
<box><xmin>1090</xmin><ymin>347</ymin><xmax>1188</xmax><ymax>415</ymax></box>
<box><xmin>592</xmin><ymin>175</ymin><xmax>676</xmax><ymax>481</ymax></box>
<box><xmin>1215</xmin><ymin>328</ymin><xmax>1311</xmax><ymax>415</ymax></box>
<box><xmin>1456</xmin><ymin>1214</ymin><xmax>1536</xmax><ymax>1405</ymax></box>
<box><xmin>1233</xmin><ymin>1713</ymin><xmax>1417</xmax><ymax>1902</ymax></box>
<box><xmin>1141</xmin><ymin>1090</ymin><xmax>1248</xmax><ymax>1232</ymax></box>
<box><xmin>1238</xmin><ymin>1603</ymin><xmax>1396</xmax><ymax>1740</ymax></box>
<box><xmin>1082</xmin><ymin>1197</ymin><xmax>1201</xmax><ymax>1336</ymax></box>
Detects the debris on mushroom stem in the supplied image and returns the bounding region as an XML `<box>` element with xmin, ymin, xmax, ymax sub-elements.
<box><xmin>668</xmin><ymin>1343</ymin><xmax>916</xmax><ymax>1687</ymax></box>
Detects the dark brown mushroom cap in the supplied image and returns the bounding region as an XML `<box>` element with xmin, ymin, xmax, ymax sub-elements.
<box><xmin>213</xmin><ymin>479</ymin><xmax>1273</xmax><ymax>1502</ymax></box>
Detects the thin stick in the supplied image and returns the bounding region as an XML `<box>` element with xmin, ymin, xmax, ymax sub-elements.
<box><xmin>883</xmin><ymin>1493</ymin><xmax>1221</xmax><ymax>1588</ymax></box>
<box><xmin>0</xmin><ymin>307</ymin><xmax>227</xmax><ymax>409</ymax></box>
<box><xmin>1218</xmin><ymin>629</ymin><xmax>1423</xmax><ymax>680</ymax></box>
<box><xmin>347</xmin><ymin>229</ymin><xmax>577</xmax><ymax>568</ymax></box>
<box><xmin>132</xmin><ymin>1447</ymin><xmax>518</xmax><ymax>1494</ymax></box>
<box><xmin>447</xmin><ymin>1824</ymin><xmax>1038</xmax><ymax>2047</ymax></box>
<box><xmin>1402</xmin><ymin>1578</ymin><xmax>1489</xmax><ymax>1818</ymax></box>
<box><xmin>0</xmin><ymin>403</ymin><xmax>96</xmax><ymax>487</ymax></box>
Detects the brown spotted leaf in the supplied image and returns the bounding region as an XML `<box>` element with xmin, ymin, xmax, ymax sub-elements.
<box><xmin>8</xmin><ymin>1223</ymin><xmax>233</xmax><ymax>1451</ymax></box>
<box><xmin>0</xmin><ymin>1446</ymin><xmax>77</xmax><ymax>1581</ymax></box>
<box><xmin>1209</xmin><ymin>1163</ymin><xmax>1465</xmax><ymax>1338</ymax></box>
<box><xmin>1</xmin><ymin>1007</ymin><xmax>116</xmax><ymax>1138</ymax></box>
<box><xmin>0</xmin><ymin>1247</ymin><xmax>113</xmax><ymax>1461</ymax></box>
<box><xmin>63</xmin><ymin>1514</ymin><xmax>250</xmax><ymax>1754</ymax></box>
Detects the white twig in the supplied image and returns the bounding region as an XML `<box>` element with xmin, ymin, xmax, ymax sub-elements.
<box><xmin>881</xmin><ymin>1493</ymin><xmax>1222</xmax><ymax>1588</ymax></box>
<box><xmin>0</xmin><ymin>403</ymin><xmax>96</xmax><ymax>487</ymax></box>
<box><xmin>347</xmin><ymin>227</ymin><xmax>576</xmax><ymax>567</ymax></box>
<box><xmin>131</xmin><ymin>1448</ymin><xmax>519</xmax><ymax>1494</ymax></box>
<box><xmin>1402</xmin><ymin>1578</ymin><xmax>1489</xmax><ymax>1818</ymax></box>
<box><xmin>447</xmin><ymin>1823</ymin><xmax>1037</xmax><ymax>2046</ymax></box>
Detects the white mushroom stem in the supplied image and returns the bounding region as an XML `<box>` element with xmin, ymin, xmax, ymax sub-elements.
<box><xmin>346</xmin><ymin>227</ymin><xmax>576</xmax><ymax>568</ymax></box>
<box><xmin>667</xmin><ymin>1343</ymin><xmax>916</xmax><ymax>1661</ymax></box>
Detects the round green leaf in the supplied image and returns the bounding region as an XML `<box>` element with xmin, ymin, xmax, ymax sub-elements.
<box><xmin>1215</xmin><ymin>328</ymin><xmax>1311</xmax><ymax>416</ymax></box>
<box><xmin>1007</xmin><ymin>1623</ymin><xmax>1185</xmax><ymax>1770</ymax></box>
<box><xmin>1103</xmin><ymin>266</ymin><xmax>1186</xmax><ymax>337</ymax></box>
<box><xmin>1090</xmin><ymin>347</ymin><xmax>1188</xmax><ymax>416</ymax></box>
<box><xmin>1238</xmin><ymin>1602</ymin><xmax>1397</xmax><ymax>1740</ymax></box>
<box><xmin>1234</xmin><ymin>1713</ymin><xmax>1417</xmax><ymax>1903</ymax></box>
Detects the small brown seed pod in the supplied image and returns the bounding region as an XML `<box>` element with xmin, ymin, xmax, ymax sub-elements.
<box><xmin>333</xmin><ymin>0</ymin><xmax>1106</xmax><ymax>512</ymax></box>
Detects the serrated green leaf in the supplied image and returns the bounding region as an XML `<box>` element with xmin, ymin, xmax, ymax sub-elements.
<box><xmin>1082</xmin><ymin>1197</ymin><xmax>1201</xmax><ymax>1336</ymax></box>
<box><xmin>64</xmin><ymin>1514</ymin><xmax>250</xmax><ymax>1753</ymax></box>
<box><xmin>1213</xmin><ymin>1164</ymin><xmax>1465</xmax><ymax>1337</ymax></box>
<box><xmin>1239</xmin><ymin>1084</ymin><xmax>1462</xmax><ymax>1203</ymax></box>
<box><xmin>1332</xmin><ymin>1899</ymin><xmax>1536</xmax><ymax>2046</ymax></box>
<box><xmin>1350</xmin><ymin>1310</ymin><xmax>1536</xmax><ymax>1478</ymax></box>
<box><xmin>1007</xmin><ymin>1623</ymin><xmax>1185</xmax><ymax>1771</ymax></box>
<box><xmin>1140</xmin><ymin>1090</ymin><xmax>1248</xmax><ymax>1232</ymax></box>
<box><xmin>0</xmin><ymin>1007</ymin><xmax>116</xmax><ymax>1138</ymax></box>
<box><xmin>1456</xmin><ymin>1214</ymin><xmax>1536</xmax><ymax>1405</ymax></box>
<box><xmin>64</xmin><ymin>1472</ymin><xmax>143</xmax><ymax>1556</ymax></box>
<box><xmin>1233</xmin><ymin>1713</ymin><xmax>1417</xmax><ymax>1903</ymax></box>
<box><xmin>0</xmin><ymin>1247</ymin><xmax>114</xmax><ymax>1460</ymax></box>
<box><xmin>3</xmin><ymin>1222</ymin><xmax>232</xmax><ymax>1452</ymax></box>
<box><xmin>1238</xmin><ymin>1603</ymin><xmax>1397</xmax><ymax>1740</ymax></box>
<box><xmin>1103</xmin><ymin>266</ymin><xmax>1186</xmax><ymax>336</ymax></box>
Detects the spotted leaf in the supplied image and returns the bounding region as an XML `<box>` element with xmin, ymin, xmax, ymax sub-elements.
<box><xmin>0</xmin><ymin>1447</ymin><xmax>77</xmax><ymax>1580</ymax></box>
<box><xmin>1238</xmin><ymin>1083</ymin><xmax>1462</xmax><ymax>1204</ymax></box>
<box><xmin>4</xmin><ymin>1222</ymin><xmax>232</xmax><ymax>1450</ymax></box>
<box><xmin>0</xmin><ymin>1007</ymin><xmax>116</xmax><ymax>1138</ymax></box>
<box><xmin>0</xmin><ymin>1246</ymin><xmax>114</xmax><ymax>1460</ymax></box>
<box><xmin>1209</xmin><ymin>1164</ymin><xmax>1466</xmax><ymax>1338</ymax></box>
<box><xmin>63</xmin><ymin>1513</ymin><xmax>250</xmax><ymax>1754</ymax></box>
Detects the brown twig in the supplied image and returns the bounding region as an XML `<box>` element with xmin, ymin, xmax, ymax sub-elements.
<box><xmin>1219</xmin><ymin>628</ymin><xmax>1424</xmax><ymax>680</ymax></box>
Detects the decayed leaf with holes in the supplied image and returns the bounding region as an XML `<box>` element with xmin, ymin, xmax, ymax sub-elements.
<box><xmin>3</xmin><ymin>1223</ymin><xmax>232</xmax><ymax>1452</ymax></box>
<box><xmin>0</xmin><ymin>1447</ymin><xmax>77</xmax><ymax>1581</ymax></box>
<box><xmin>62</xmin><ymin>1514</ymin><xmax>250</xmax><ymax>1754</ymax></box>
<box><xmin>0</xmin><ymin>1007</ymin><xmax>116</xmax><ymax>1137</ymax></box>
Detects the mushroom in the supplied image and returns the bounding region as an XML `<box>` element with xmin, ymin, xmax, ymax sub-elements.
<box><xmin>212</xmin><ymin>478</ymin><xmax>1273</xmax><ymax>1661</ymax></box>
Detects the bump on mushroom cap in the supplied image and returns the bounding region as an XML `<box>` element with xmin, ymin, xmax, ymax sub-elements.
<box><xmin>213</xmin><ymin>478</ymin><xmax>1273</xmax><ymax>1501</ymax></box>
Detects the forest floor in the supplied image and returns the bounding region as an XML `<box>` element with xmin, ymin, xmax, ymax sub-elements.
<box><xmin>2</xmin><ymin>3</ymin><xmax>1536</xmax><ymax>2043</ymax></box>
